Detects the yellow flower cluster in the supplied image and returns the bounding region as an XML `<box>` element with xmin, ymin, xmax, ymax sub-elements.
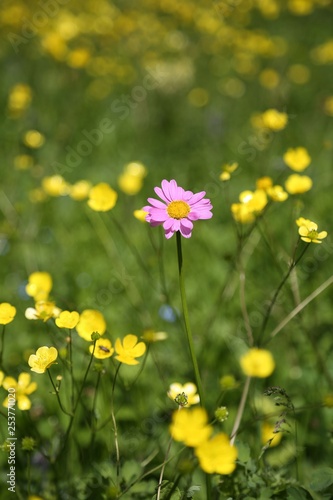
<box><xmin>252</xmin><ymin>109</ymin><xmax>288</xmax><ymax>131</ymax></box>
<box><xmin>219</xmin><ymin>162</ymin><xmax>238</xmax><ymax>182</ymax></box>
<box><xmin>89</xmin><ymin>334</ymin><xmax>147</xmax><ymax>363</ymax></box>
<box><xmin>170</xmin><ymin>407</ymin><xmax>238</xmax><ymax>474</ymax></box>
<box><xmin>23</xmin><ymin>271</ymin><xmax>147</xmax><ymax>371</ymax></box>
<box><xmin>25</xmin><ymin>272</ymin><xmax>60</xmax><ymax>321</ymax></box>
<box><xmin>231</xmin><ymin>189</ymin><xmax>268</xmax><ymax>223</ymax></box>
<box><xmin>30</xmin><ymin>175</ymin><xmax>119</xmax><ymax>212</ymax></box>
<box><xmin>117</xmin><ymin>162</ymin><xmax>147</xmax><ymax>195</ymax></box>
<box><xmin>230</xmin><ymin>149</ymin><xmax>315</xmax><ymax>223</ymax></box>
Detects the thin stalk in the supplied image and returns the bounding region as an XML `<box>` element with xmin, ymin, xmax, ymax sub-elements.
<box><xmin>118</xmin><ymin>446</ymin><xmax>185</xmax><ymax>498</ymax></box>
<box><xmin>269</xmin><ymin>274</ymin><xmax>333</xmax><ymax>341</ymax></box>
<box><xmin>258</xmin><ymin>242</ymin><xmax>309</xmax><ymax>345</ymax></box>
<box><xmin>230</xmin><ymin>376</ymin><xmax>251</xmax><ymax>446</ymax></box>
<box><xmin>58</xmin><ymin>340</ymin><xmax>97</xmax><ymax>455</ymax></box>
<box><xmin>111</xmin><ymin>362</ymin><xmax>122</xmax><ymax>493</ymax></box>
<box><xmin>0</xmin><ymin>325</ymin><xmax>5</xmax><ymax>371</ymax></box>
<box><xmin>156</xmin><ymin>435</ymin><xmax>174</xmax><ymax>500</ymax></box>
<box><xmin>89</xmin><ymin>370</ymin><xmax>102</xmax><ymax>451</ymax></box>
<box><xmin>176</xmin><ymin>232</ymin><xmax>211</xmax><ymax>500</ymax></box>
<box><xmin>27</xmin><ymin>454</ymin><xmax>31</xmax><ymax>495</ymax></box>
<box><xmin>68</xmin><ymin>329</ymin><xmax>75</xmax><ymax>412</ymax></box>
<box><xmin>239</xmin><ymin>268</ymin><xmax>253</xmax><ymax>346</ymax></box>
<box><xmin>46</xmin><ymin>369</ymin><xmax>72</xmax><ymax>417</ymax></box>
<box><xmin>176</xmin><ymin>232</ymin><xmax>204</xmax><ymax>406</ymax></box>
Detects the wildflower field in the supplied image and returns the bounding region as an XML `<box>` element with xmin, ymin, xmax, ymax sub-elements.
<box><xmin>1</xmin><ymin>0</ymin><xmax>333</xmax><ymax>498</ymax></box>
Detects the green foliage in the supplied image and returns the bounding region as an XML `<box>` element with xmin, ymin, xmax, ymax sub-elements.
<box><xmin>310</xmin><ymin>467</ymin><xmax>333</xmax><ymax>493</ymax></box>
<box><xmin>1</xmin><ymin>0</ymin><xmax>333</xmax><ymax>498</ymax></box>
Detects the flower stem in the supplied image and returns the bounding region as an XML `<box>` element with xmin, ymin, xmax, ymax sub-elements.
<box><xmin>111</xmin><ymin>362</ymin><xmax>122</xmax><ymax>493</ymax></box>
<box><xmin>68</xmin><ymin>329</ymin><xmax>75</xmax><ymax>412</ymax></box>
<box><xmin>175</xmin><ymin>232</ymin><xmax>211</xmax><ymax>500</ymax></box>
<box><xmin>89</xmin><ymin>370</ymin><xmax>102</xmax><ymax>452</ymax></box>
<box><xmin>58</xmin><ymin>341</ymin><xmax>97</xmax><ymax>457</ymax></box>
<box><xmin>156</xmin><ymin>435</ymin><xmax>174</xmax><ymax>500</ymax></box>
<box><xmin>176</xmin><ymin>232</ymin><xmax>204</xmax><ymax>407</ymax></box>
<box><xmin>230</xmin><ymin>376</ymin><xmax>251</xmax><ymax>445</ymax></box>
<box><xmin>258</xmin><ymin>242</ymin><xmax>309</xmax><ymax>345</ymax></box>
<box><xmin>26</xmin><ymin>454</ymin><xmax>31</xmax><ymax>495</ymax></box>
<box><xmin>0</xmin><ymin>325</ymin><xmax>5</xmax><ymax>371</ymax></box>
<box><xmin>47</xmin><ymin>369</ymin><xmax>72</xmax><ymax>417</ymax></box>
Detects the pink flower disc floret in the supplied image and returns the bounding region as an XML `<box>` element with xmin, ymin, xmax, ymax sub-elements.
<box><xmin>143</xmin><ymin>179</ymin><xmax>213</xmax><ymax>239</ymax></box>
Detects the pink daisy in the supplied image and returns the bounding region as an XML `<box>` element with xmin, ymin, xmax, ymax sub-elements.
<box><xmin>143</xmin><ymin>179</ymin><xmax>213</xmax><ymax>239</ymax></box>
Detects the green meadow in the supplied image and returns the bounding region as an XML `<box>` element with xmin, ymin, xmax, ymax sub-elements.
<box><xmin>1</xmin><ymin>0</ymin><xmax>333</xmax><ymax>498</ymax></box>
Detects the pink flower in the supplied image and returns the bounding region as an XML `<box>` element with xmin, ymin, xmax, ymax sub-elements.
<box><xmin>143</xmin><ymin>180</ymin><xmax>213</xmax><ymax>239</ymax></box>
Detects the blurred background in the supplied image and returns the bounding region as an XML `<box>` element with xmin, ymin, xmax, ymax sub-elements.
<box><xmin>1</xmin><ymin>1</ymin><xmax>333</xmax><ymax>494</ymax></box>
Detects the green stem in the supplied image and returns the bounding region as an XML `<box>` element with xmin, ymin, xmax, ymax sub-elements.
<box><xmin>230</xmin><ymin>376</ymin><xmax>251</xmax><ymax>445</ymax></box>
<box><xmin>58</xmin><ymin>340</ymin><xmax>97</xmax><ymax>456</ymax></box>
<box><xmin>68</xmin><ymin>329</ymin><xmax>75</xmax><ymax>412</ymax></box>
<box><xmin>89</xmin><ymin>370</ymin><xmax>102</xmax><ymax>452</ymax></box>
<box><xmin>111</xmin><ymin>363</ymin><xmax>122</xmax><ymax>494</ymax></box>
<box><xmin>0</xmin><ymin>325</ymin><xmax>5</xmax><ymax>371</ymax></box>
<box><xmin>156</xmin><ymin>434</ymin><xmax>174</xmax><ymax>500</ymax></box>
<box><xmin>46</xmin><ymin>369</ymin><xmax>72</xmax><ymax>417</ymax></box>
<box><xmin>176</xmin><ymin>232</ymin><xmax>204</xmax><ymax>407</ymax></box>
<box><xmin>175</xmin><ymin>232</ymin><xmax>211</xmax><ymax>500</ymax></box>
<box><xmin>118</xmin><ymin>446</ymin><xmax>186</xmax><ymax>497</ymax></box>
<box><xmin>258</xmin><ymin>242</ymin><xmax>309</xmax><ymax>345</ymax></box>
<box><xmin>268</xmin><ymin>273</ymin><xmax>333</xmax><ymax>342</ymax></box>
<box><xmin>27</xmin><ymin>453</ymin><xmax>31</xmax><ymax>495</ymax></box>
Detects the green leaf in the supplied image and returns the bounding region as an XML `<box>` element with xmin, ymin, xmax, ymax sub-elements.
<box><xmin>236</xmin><ymin>441</ymin><xmax>251</xmax><ymax>464</ymax></box>
<box><xmin>186</xmin><ymin>485</ymin><xmax>201</xmax><ymax>498</ymax></box>
<box><xmin>286</xmin><ymin>486</ymin><xmax>313</xmax><ymax>500</ymax></box>
<box><xmin>310</xmin><ymin>467</ymin><xmax>333</xmax><ymax>492</ymax></box>
<box><xmin>121</xmin><ymin>459</ymin><xmax>142</xmax><ymax>483</ymax></box>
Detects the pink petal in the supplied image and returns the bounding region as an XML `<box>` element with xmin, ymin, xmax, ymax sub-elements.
<box><xmin>168</xmin><ymin>179</ymin><xmax>179</xmax><ymax>199</ymax></box>
<box><xmin>163</xmin><ymin>218</ymin><xmax>175</xmax><ymax>230</ymax></box>
<box><xmin>175</xmin><ymin>186</ymin><xmax>185</xmax><ymax>199</ymax></box>
<box><xmin>192</xmin><ymin>199</ymin><xmax>212</xmax><ymax>208</ymax></box>
<box><xmin>180</xmin><ymin>218</ymin><xmax>193</xmax><ymax>230</ymax></box>
<box><xmin>172</xmin><ymin>219</ymin><xmax>180</xmax><ymax>231</ymax></box>
<box><xmin>183</xmin><ymin>190</ymin><xmax>194</xmax><ymax>201</ymax></box>
<box><xmin>180</xmin><ymin>219</ymin><xmax>193</xmax><ymax>238</ymax></box>
<box><xmin>149</xmin><ymin>208</ymin><xmax>169</xmax><ymax>222</ymax></box>
<box><xmin>180</xmin><ymin>227</ymin><xmax>192</xmax><ymax>238</ymax></box>
<box><xmin>161</xmin><ymin>180</ymin><xmax>173</xmax><ymax>201</ymax></box>
<box><xmin>165</xmin><ymin>229</ymin><xmax>174</xmax><ymax>239</ymax></box>
<box><xmin>147</xmin><ymin>198</ymin><xmax>167</xmax><ymax>209</ymax></box>
<box><xmin>149</xmin><ymin>220</ymin><xmax>163</xmax><ymax>227</ymax></box>
<box><xmin>154</xmin><ymin>186</ymin><xmax>169</xmax><ymax>203</ymax></box>
<box><xmin>190</xmin><ymin>210</ymin><xmax>212</xmax><ymax>220</ymax></box>
<box><xmin>187</xmin><ymin>212</ymin><xmax>200</xmax><ymax>221</ymax></box>
<box><xmin>188</xmin><ymin>191</ymin><xmax>206</xmax><ymax>204</ymax></box>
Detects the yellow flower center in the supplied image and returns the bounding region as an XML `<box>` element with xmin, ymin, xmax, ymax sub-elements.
<box><xmin>307</xmin><ymin>230</ymin><xmax>318</xmax><ymax>240</ymax></box>
<box><xmin>167</xmin><ymin>200</ymin><xmax>190</xmax><ymax>219</ymax></box>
